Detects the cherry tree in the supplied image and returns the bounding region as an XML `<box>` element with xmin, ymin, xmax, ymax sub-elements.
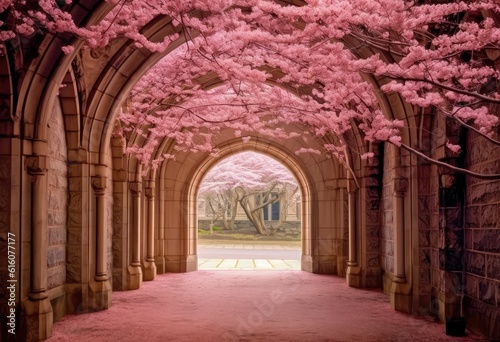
<box><xmin>199</xmin><ymin>151</ymin><xmax>299</xmax><ymax>235</ymax></box>
<box><xmin>1</xmin><ymin>0</ymin><xmax>499</xmax><ymax>178</ymax></box>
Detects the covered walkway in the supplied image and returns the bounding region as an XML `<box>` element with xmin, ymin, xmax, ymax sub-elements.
<box><xmin>47</xmin><ymin>271</ymin><xmax>486</xmax><ymax>342</ymax></box>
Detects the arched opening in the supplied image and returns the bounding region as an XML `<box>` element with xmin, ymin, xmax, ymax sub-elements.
<box><xmin>196</xmin><ymin>151</ymin><xmax>302</xmax><ymax>270</ymax></box>
<box><xmin>185</xmin><ymin>138</ymin><xmax>317</xmax><ymax>273</ymax></box>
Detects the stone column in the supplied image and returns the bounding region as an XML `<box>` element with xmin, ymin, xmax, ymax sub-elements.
<box><xmin>88</xmin><ymin>175</ymin><xmax>111</xmax><ymax>310</ymax></box>
<box><xmin>439</xmin><ymin>165</ymin><xmax>465</xmax><ymax>335</ymax></box>
<box><xmin>23</xmin><ymin>152</ymin><xmax>53</xmax><ymax>341</ymax></box>
<box><xmin>127</xmin><ymin>182</ymin><xmax>142</xmax><ymax>290</ymax></box>
<box><xmin>393</xmin><ymin>177</ymin><xmax>408</xmax><ymax>283</ymax></box>
<box><xmin>390</xmin><ymin>177</ymin><xmax>411</xmax><ymax>313</ymax></box>
<box><xmin>143</xmin><ymin>185</ymin><xmax>157</xmax><ymax>281</ymax></box>
<box><xmin>346</xmin><ymin>179</ymin><xmax>361</xmax><ymax>287</ymax></box>
<box><xmin>156</xmin><ymin>185</ymin><xmax>166</xmax><ymax>274</ymax></box>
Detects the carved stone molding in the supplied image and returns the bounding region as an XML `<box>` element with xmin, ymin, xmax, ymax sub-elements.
<box><xmin>91</xmin><ymin>176</ymin><xmax>107</xmax><ymax>195</ymax></box>
<box><xmin>393</xmin><ymin>177</ymin><xmax>408</xmax><ymax>195</ymax></box>
<box><xmin>129</xmin><ymin>182</ymin><xmax>142</xmax><ymax>196</ymax></box>
<box><xmin>26</xmin><ymin>155</ymin><xmax>47</xmax><ymax>176</ymax></box>
<box><xmin>145</xmin><ymin>187</ymin><xmax>154</xmax><ymax>199</ymax></box>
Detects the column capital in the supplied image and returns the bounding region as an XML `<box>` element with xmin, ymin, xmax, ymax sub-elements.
<box><xmin>129</xmin><ymin>181</ymin><xmax>142</xmax><ymax>196</ymax></box>
<box><xmin>347</xmin><ymin>179</ymin><xmax>358</xmax><ymax>194</ymax></box>
<box><xmin>145</xmin><ymin>187</ymin><xmax>155</xmax><ymax>199</ymax></box>
<box><xmin>91</xmin><ymin>176</ymin><xmax>107</xmax><ymax>195</ymax></box>
<box><xmin>26</xmin><ymin>155</ymin><xmax>48</xmax><ymax>176</ymax></box>
<box><xmin>393</xmin><ymin>177</ymin><xmax>408</xmax><ymax>196</ymax></box>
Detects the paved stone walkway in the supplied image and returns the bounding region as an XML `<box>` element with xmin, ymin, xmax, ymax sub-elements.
<box><xmin>198</xmin><ymin>240</ymin><xmax>301</xmax><ymax>270</ymax></box>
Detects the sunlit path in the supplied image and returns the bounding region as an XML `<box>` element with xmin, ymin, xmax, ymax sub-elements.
<box><xmin>198</xmin><ymin>258</ymin><xmax>301</xmax><ymax>270</ymax></box>
<box><xmin>198</xmin><ymin>241</ymin><xmax>301</xmax><ymax>270</ymax></box>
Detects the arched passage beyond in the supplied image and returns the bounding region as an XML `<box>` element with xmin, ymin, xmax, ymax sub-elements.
<box><xmin>190</xmin><ymin>143</ymin><xmax>311</xmax><ymax>270</ymax></box>
<box><xmin>155</xmin><ymin>128</ymin><xmax>349</xmax><ymax>276</ymax></box>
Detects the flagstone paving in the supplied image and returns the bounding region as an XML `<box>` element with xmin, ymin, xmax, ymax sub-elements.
<box><xmin>198</xmin><ymin>240</ymin><xmax>301</xmax><ymax>270</ymax></box>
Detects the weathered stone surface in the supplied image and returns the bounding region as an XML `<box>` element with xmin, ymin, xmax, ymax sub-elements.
<box><xmin>381</xmin><ymin>225</ymin><xmax>393</xmax><ymax>240</ymax></box>
<box><xmin>48</xmin><ymin>191</ymin><xmax>64</xmax><ymax>211</ymax></box>
<box><xmin>465</xmin><ymin>252</ymin><xmax>485</xmax><ymax>276</ymax></box>
<box><xmin>383</xmin><ymin>240</ymin><xmax>394</xmax><ymax>257</ymax></box>
<box><xmin>486</xmin><ymin>255</ymin><xmax>500</xmax><ymax>280</ymax></box>
<box><xmin>420</xmin><ymin>249</ymin><xmax>431</xmax><ymax>266</ymax></box>
<box><xmin>481</xmin><ymin>204</ymin><xmax>499</xmax><ymax>228</ymax></box>
<box><xmin>385</xmin><ymin>255</ymin><xmax>394</xmax><ymax>274</ymax></box>
<box><xmin>68</xmin><ymin>192</ymin><xmax>83</xmax><ymax>212</ymax></box>
<box><xmin>419</xmin><ymin>267</ymin><xmax>430</xmax><ymax>285</ymax></box>
<box><xmin>445</xmin><ymin>228</ymin><xmax>463</xmax><ymax>249</ymax></box>
<box><xmin>67</xmin><ymin>228</ymin><xmax>82</xmax><ymax>244</ymax></box>
<box><xmin>419</xmin><ymin>214</ymin><xmax>430</xmax><ymax>230</ymax></box>
<box><xmin>442</xmin><ymin>208</ymin><xmax>463</xmax><ymax>229</ymax></box>
<box><xmin>419</xmin><ymin>230</ymin><xmax>430</xmax><ymax>247</ymax></box>
<box><xmin>47</xmin><ymin>265</ymin><xmax>66</xmax><ymax>289</ymax></box>
<box><xmin>66</xmin><ymin>263</ymin><xmax>81</xmax><ymax>283</ymax></box>
<box><xmin>47</xmin><ymin>246</ymin><xmax>66</xmax><ymax>267</ymax></box>
<box><xmin>48</xmin><ymin>211</ymin><xmax>67</xmax><ymax>227</ymax></box>
<box><xmin>465</xmin><ymin>206</ymin><xmax>480</xmax><ymax>228</ymax></box>
<box><xmin>474</xmin><ymin>230</ymin><xmax>500</xmax><ymax>253</ymax></box>
<box><xmin>468</xmin><ymin>182</ymin><xmax>500</xmax><ymax>205</ymax></box>
<box><xmin>367</xmin><ymin>239</ymin><xmax>379</xmax><ymax>254</ymax></box>
<box><xmin>67</xmin><ymin>244</ymin><xmax>82</xmax><ymax>264</ymax></box>
<box><xmin>478</xmin><ymin>280</ymin><xmax>497</xmax><ymax>306</ymax></box>
<box><xmin>367</xmin><ymin>255</ymin><xmax>379</xmax><ymax>267</ymax></box>
<box><xmin>48</xmin><ymin>227</ymin><xmax>67</xmax><ymax>245</ymax></box>
<box><xmin>464</xmin><ymin>274</ymin><xmax>478</xmax><ymax>298</ymax></box>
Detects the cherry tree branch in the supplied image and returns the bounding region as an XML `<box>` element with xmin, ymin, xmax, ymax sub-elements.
<box><xmin>399</xmin><ymin>143</ymin><xmax>500</xmax><ymax>179</ymax></box>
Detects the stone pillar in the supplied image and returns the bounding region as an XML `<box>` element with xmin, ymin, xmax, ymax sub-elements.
<box><xmin>156</xmin><ymin>186</ymin><xmax>166</xmax><ymax>274</ymax></box>
<box><xmin>346</xmin><ymin>179</ymin><xmax>361</xmax><ymax>287</ymax></box>
<box><xmin>89</xmin><ymin>175</ymin><xmax>111</xmax><ymax>310</ymax></box>
<box><xmin>22</xmin><ymin>152</ymin><xmax>53</xmax><ymax>341</ymax></box>
<box><xmin>127</xmin><ymin>182</ymin><xmax>142</xmax><ymax>290</ymax></box>
<box><xmin>390</xmin><ymin>177</ymin><xmax>412</xmax><ymax>313</ymax></box>
<box><xmin>439</xmin><ymin>165</ymin><xmax>465</xmax><ymax>335</ymax></box>
<box><xmin>143</xmin><ymin>185</ymin><xmax>157</xmax><ymax>281</ymax></box>
<box><xmin>393</xmin><ymin>177</ymin><xmax>408</xmax><ymax>283</ymax></box>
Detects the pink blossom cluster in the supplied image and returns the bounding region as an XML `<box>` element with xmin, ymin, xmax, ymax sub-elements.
<box><xmin>1</xmin><ymin>0</ymin><xmax>499</xmax><ymax>168</ymax></box>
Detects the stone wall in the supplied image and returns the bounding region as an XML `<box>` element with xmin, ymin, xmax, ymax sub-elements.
<box><xmin>47</xmin><ymin>101</ymin><xmax>68</xmax><ymax>290</ymax></box>
<box><xmin>463</xmin><ymin>128</ymin><xmax>500</xmax><ymax>340</ymax></box>
<box><xmin>364</xmin><ymin>144</ymin><xmax>382</xmax><ymax>288</ymax></box>
<box><xmin>380</xmin><ymin>143</ymin><xmax>395</xmax><ymax>288</ymax></box>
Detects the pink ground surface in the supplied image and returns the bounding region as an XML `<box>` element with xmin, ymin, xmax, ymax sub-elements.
<box><xmin>48</xmin><ymin>271</ymin><xmax>487</xmax><ymax>342</ymax></box>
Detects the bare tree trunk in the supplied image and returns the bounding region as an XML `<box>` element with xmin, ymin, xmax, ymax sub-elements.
<box><xmin>229</xmin><ymin>194</ymin><xmax>238</xmax><ymax>229</ymax></box>
<box><xmin>239</xmin><ymin>196</ymin><xmax>268</xmax><ymax>235</ymax></box>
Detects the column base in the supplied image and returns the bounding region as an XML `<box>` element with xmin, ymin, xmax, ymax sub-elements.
<box><xmin>311</xmin><ymin>256</ymin><xmax>337</xmax><ymax>274</ymax></box>
<box><xmin>88</xmin><ymin>280</ymin><xmax>112</xmax><ymax>311</ymax></box>
<box><xmin>127</xmin><ymin>265</ymin><xmax>143</xmax><ymax>290</ymax></box>
<box><xmin>155</xmin><ymin>256</ymin><xmax>166</xmax><ymax>274</ymax></box>
<box><xmin>184</xmin><ymin>255</ymin><xmax>198</xmax><ymax>272</ymax></box>
<box><xmin>346</xmin><ymin>265</ymin><xmax>362</xmax><ymax>288</ymax></box>
<box><xmin>164</xmin><ymin>255</ymin><xmax>198</xmax><ymax>272</ymax></box>
<box><xmin>337</xmin><ymin>256</ymin><xmax>347</xmax><ymax>277</ymax></box>
<box><xmin>301</xmin><ymin>255</ymin><xmax>313</xmax><ymax>272</ymax></box>
<box><xmin>21</xmin><ymin>297</ymin><xmax>53</xmax><ymax>341</ymax></box>
<box><xmin>390</xmin><ymin>280</ymin><xmax>412</xmax><ymax>314</ymax></box>
<box><xmin>143</xmin><ymin>260</ymin><xmax>157</xmax><ymax>281</ymax></box>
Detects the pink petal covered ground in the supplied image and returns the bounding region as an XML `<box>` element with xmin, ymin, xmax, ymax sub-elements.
<box><xmin>48</xmin><ymin>271</ymin><xmax>487</xmax><ymax>342</ymax></box>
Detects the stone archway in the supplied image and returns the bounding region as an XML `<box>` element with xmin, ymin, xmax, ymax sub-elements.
<box><xmin>153</xmin><ymin>126</ymin><xmax>349</xmax><ymax>276</ymax></box>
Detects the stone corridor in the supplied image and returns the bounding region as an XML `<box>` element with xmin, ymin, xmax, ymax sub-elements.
<box><xmin>0</xmin><ymin>1</ymin><xmax>499</xmax><ymax>341</ymax></box>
